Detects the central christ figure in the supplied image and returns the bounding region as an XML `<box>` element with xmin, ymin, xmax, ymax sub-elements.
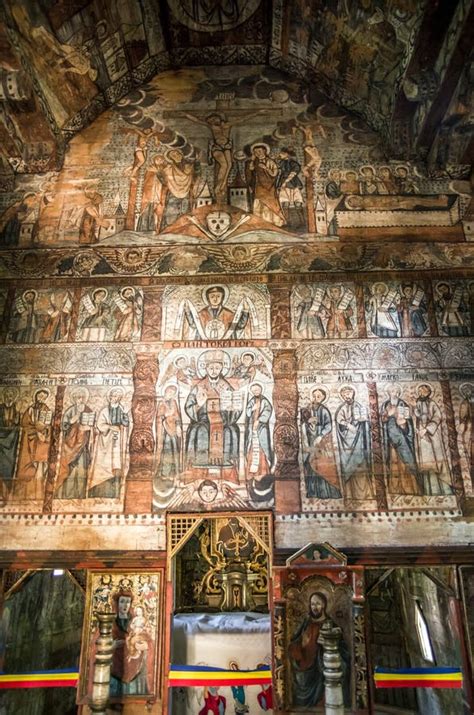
<box><xmin>184</xmin><ymin>349</ymin><xmax>242</xmax><ymax>483</ymax></box>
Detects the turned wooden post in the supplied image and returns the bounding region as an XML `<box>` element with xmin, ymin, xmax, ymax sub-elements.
<box><xmin>89</xmin><ymin>610</ymin><xmax>115</xmax><ymax>715</ymax></box>
<box><xmin>319</xmin><ymin>619</ymin><xmax>344</xmax><ymax>715</ymax></box>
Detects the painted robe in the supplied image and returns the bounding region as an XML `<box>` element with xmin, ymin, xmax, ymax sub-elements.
<box><xmin>56</xmin><ymin>404</ymin><xmax>94</xmax><ymax>499</ymax></box>
<box><xmin>246</xmin><ymin>156</ymin><xmax>285</xmax><ymax>227</ymax></box>
<box><xmin>335</xmin><ymin>400</ymin><xmax>374</xmax><ymax>500</ymax></box>
<box><xmin>14</xmin><ymin>401</ymin><xmax>51</xmax><ymax>500</ymax></box>
<box><xmin>88</xmin><ymin>403</ymin><xmax>129</xmax><ymax>498</ymax></box>
<box><xmin>244</xmin><ymin>394</ymin><xmax>273</xmax><ymax>478</ymax></box>
<box><xmin>301</xmin><ymin>403</ymin><xmax>341</xmax><ymax>499</ymax></box>
<box><xmin>414</xmin><ymin>397</ymin><xmax>453</xmax><ymax>495</ymax></box>
<box><xmin>185</xmin><ymin>376</ymin><xmax>241</xmax><ymax>483</ymax></box>
<box><xmin>0</xmin><ymin>401</ymin><xmax>20</xmax><ymax>492</ymax></box>
<box><xmin>114</xmin><ymin>296</ymin><xmax>141</xmax><ymax>342</ymax></box>
<box><xmin>381</xmin><ymin>398</ymin><xmax>421</xmax><ymax>495</ymax></box>
<box><xmin>154</xmin><ymin>398</ymin><xmax>182</xmax><ymax>482</ymax></box>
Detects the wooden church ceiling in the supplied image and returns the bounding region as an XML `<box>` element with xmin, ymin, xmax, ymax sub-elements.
<box><xmin>0</xmin><ymin>0</ymin><xmax>472</xmax><ymax>178</ymax></box>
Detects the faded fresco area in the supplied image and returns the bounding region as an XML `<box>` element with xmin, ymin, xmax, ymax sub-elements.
<box><xmin>0</xmin><ymin>65</ymin><xmax>471</xmax><ymax>250</ymax></box>
<box><xmin>154</xmin><ymin>347</ymin><xmax>274</xmax><ymax>511</ymax></box>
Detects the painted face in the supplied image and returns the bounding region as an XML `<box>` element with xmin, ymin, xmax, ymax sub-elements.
<box><xmin>73</xmin><ymin>391</ymin><xmax>86</xmax><ymax>404</ymax></box>
<box><xmin>309</xmin><ymin>594</ymin><xmax>325</xmax><ymax>618</ymax></box>
<box><xmin>254</xmin><ymin>146</ymin><xmax>266</xmax><ymax>159</ymax></box>
<box><xmin>418</xmin><ymin>385</ymin><xmax>431</xmax><ymax>398</ymax></box>
<box><xmin>329</xmin><ymin>286</ymin><xmax>342</xmax><ymax>300</ymax></box>
<box><xmin>199</xmin><ymin>482</ymin><xmax>218</xmax><ymax>503</ymax></box>
<box><xmin>242</xmin><ymin>354</ymin><xmax>254</xmax><ymax>366</ymax></box>
<box><xmin>117</xmin><ymin>596</ymin><xmax>131</xmax><ymax>618</ymax></box>
<box><xmin>169</xmin><ymin>149</ymin><xmax>183</xmax><ymax>163</ymax></box>
<box><xmin>206</xmin><ymin>361</ymin><xmax>223</xmax><ymax>379</ymax></box>
<box><xmin>109</xmin><ymin>389</ymin><xmax>122</xmax><ymax>404</ymax></box>
<box><xmin>251</xmin><ymin>384</ymin><xmax>262</xmax><ymax>397</ymax></box>
<box><xmin>94</xmin><ymin>290</ymin><xmax>107</xmax><ymax>304</ymax></box>
<box><xmin>35</xmin><ymin>391</ymin><xmax>48</xmax><ymax>404</ymax></box>
<box><xmin>312</xmin><ymin>389</ymin><xmax>325</xmax><ymax>404</ymax></box>
<box><xmin>164</xmin><ymin>386</ymin><xmax>177</xmax><ymax>399</ymax></box>
<box><xmin>341</xmin><ymin>388</ymin><xmax>354</xmax><ymax>403</ymax></box>
<box><xmin>206</xmin><ymin>212</ymin><xmax>231</xmax><ymax>238</ymax></box>
<box><xmin>24</xmin><ymin>291</ymin><xmax>36</xmax><ymax>303</ymax></box>
<box><xmin>206</xmin><ymin>287</ymin><xmax>225</xmax><ymax>307</ymax></box>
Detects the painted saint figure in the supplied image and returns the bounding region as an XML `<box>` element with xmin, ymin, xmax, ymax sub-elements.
<box><xmin>79</xmin><ymin>289</ymin><xmax>112</xmax><ymax>342</ymax></box>
<box><xmin>14</xmin><ymin>389</ymin><xmax>52</xmax><ymax>501</ymax></box>
<box><xmin>0</xmin><ymin>387</ymin><xmax>21</xmax><ymax>496</ymax></box>
<box><xmin>459</xmin><ymin>384</ymin><xmax>473</xmax><ymax>480</ymax></box>
<box><xmin>366</xmin><ymin>282</ymin><xmax>400</xmax><ymax>338</ymax></box>
<box><xmin>335</xmin><ymin>386</ymin><xmax>374</xmax><ymax>500</ymax></box>
<box><xmin>10</xmin><ymin>290</ymin><xmax>39</xmax><ymax>344</ymax></box>
<box><xmin>179</xmin><ymin>286</ymin><xmax>250</xmax><ymax>340</ymax></box>
<box><xmin>55</xmin><ymin>388</ymin><xmax>94</xmax><ymax>499</ymax></box>
<box><xmin>277</xmin><ymin>147</ymin><xmax>305</xmax><ymax>229</ymax></box>
<box><xmin>244</xmin><ymin>383</ymin><xmax>274</xmax><ymax>499</ymax></box>
<box><xmin>435</xmin><ymin>282</ymin><xmax>469</xmax><ymax>337</ymax></box>
<box><xmin>154</xmin><ymin>385</ymin><xmax>182</xmax><ymax>487</ymax></box>
<box><xmin>294</xmin><ymin>286</ymin><xmax>325</xmax><ymax>339</ymax></box>
<box><xmin>184</xmin><ymin>350</ymin><xmax>242</xmax><ymax>483</ymax></box>
<box><xmin>183</xmin><ymin>110</ymin><xmax>258</xmax><ymax>203</ymax></box>
<box><xmin>414</xmin><ymin>384</ymin><xmax>453</xmax><ymax>495</ymax></box>
<box><xmin>88</xmin><ymin>388</ymin><xmax>129</xmax><ymax>498</ymax></box>
<box><xmin>300</xmin><ymin>388</ymin><xmax>341</xmax><ymax>499</ymax></box>
<box><xmin>114</xmin><ymin>287</ymin><xmax>142</xmax><ymax>342</ymax></box>
<box><xmin>41</xmin><ymin>290</ymin><xmax>72</xmax><ymax>342</ymax></box>
<box><xmin>289</xmin><ymin>591</ymin><xmax>350</xmax><ymax>707</ymax></box>
<box><xmin>246</xmin><ymin>143</ymin><xmax>285</xmax><ymax>227</ymax></box>
<box><xmin>109</xmin><ymin>590</ymin><xmax>154</xmax><ymax>697</ymax></box>
<box><xmin>323</xmin><ymin>285</ymin><xmax>355</xmax><ymax>339</ymax></box>
<box><xmin>396</xmin><ymin>284</ymin><xmax>428</xmax><ymax>337</ymax></box>
<box><xmin>381</xmin><ymin>384</ymin><xmax>421</xmax><ymax>495</ymax></box>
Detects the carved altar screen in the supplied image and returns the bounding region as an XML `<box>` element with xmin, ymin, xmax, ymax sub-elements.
<box><xmin>166</xmin><ymin>512</ymin><xmax>274</xmax><ymax>714</ymax></box>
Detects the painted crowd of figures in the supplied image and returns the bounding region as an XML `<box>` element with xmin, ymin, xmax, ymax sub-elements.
<box><xmin>1</xmin><ymin>279</ymin><xmax>474</xmax><ymax>345</ymax></box>
<box><xmin>300</xmin><ymin>383</ymin><xmax>463</xmax><ymax>504</ymax></box>
<box><xmin>0</xmin><ymin>372</ymin><xmax>471</xmax><ymax>511</ymax></box>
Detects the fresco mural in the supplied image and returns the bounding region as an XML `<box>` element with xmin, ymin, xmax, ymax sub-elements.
<box><xmin>0</xmin><ymin>65</ymin><xmax>470</xmax><ymax>250</ymax></box>
<box><xmin>154</xmin><ymin>347</ymin><xmax>274</xmax><ymax>512</ymax></box>
<box><xmin>7</xmin><ymin>288</ymin><xmax>73</xmax><ymax>344</ymax></box>
<box><xmin>79</xmin><ymin>571</ymin><xmax>162</xmax><ymax>703</ymax></box>
<box><xmin>365</xmin><ymin>281</ymin><xmax>430</xmax><ymax>339</ymax></box>
<box><xmin>291</xmin><ymin>282</ymin><xmax>357</xmax><ymax>340</ymax></box>
<box><xmin>161</xmin><ymin>283</ymin><xmax>270</xmax><ymax>341</ymax></box>
<box><xmin>0</xmin><ymin>384</ymin><xmax>56</xmax><ymax>512</ymax></box>
<box><xmin>285</xmin><ymin>575</ymin><xmax>352</xmax><ymax>710</ymax></box>
<box><xmin>434</xmin><ymin>280</ymin><xmax>474</xmax><ymax>338</ymax></box>
<box><xmin>77</xmin><ymin>286</ymin><xmax>143</xmax><ymax>342</ymax></box>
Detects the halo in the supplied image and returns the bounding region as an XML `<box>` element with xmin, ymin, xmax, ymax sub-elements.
<box><xmin>92</xmin><ymin>287</ymin><xmax>108</xmax><ymax>301</ymax></box>
<box><xmin>310</xmin><ymin>386</ymin><xmax>328</xmax><ymax>403</ymax></box>
<box><xmin>34</xmin><ymin>388</ymin><xmax>50</xmax><ymax>400</ymax></box>
<box><xmin>22</xmin><ymin>289</ymin><xmax>37</xmax><ymax>300</ymax></box>
<box><xmin>372</xmin><ymin>281</ymin><xmax>388</xmax><ymax>295</ymax></box>
<box><xmin>250</xmin><ymin>142</ymin><xmax>271</xmax><ymax>155</ymax></box>
<box><xmin>120</xmin><ymin>286</ymin><xmax>135</xmax><ymax>299</ymax></box>
<box><xmin>107</xmin><ymin>386</ymin><xmax>125</xmax><ymax>400</ymax></box>
<box><xmin>70</xmin><ymin>386</ymin><xmax>90</xmax><ymax>402</ymax></box>
<box><xmin>197</xmin><ymin>349</ymin><xmax>231</xmax><ymax>378</ymax></box>
<box><xmin>339</xmin><ymin>385</ymin><xmax>355</xmax><ymax>396</ymax></box>
<box><xmin>459</xmin><ymin>383</ymin><xmax>474</xmax><ymax>398</ymax></box>
<box><xmin>201</xmin><ymin>284</ymin><xmax>229</xmax><ymax>306</ymax></box>
<box><xmin>2</xmin><ymin>386</ymin><xmax>19</xmax><ymax>401</ymax></box>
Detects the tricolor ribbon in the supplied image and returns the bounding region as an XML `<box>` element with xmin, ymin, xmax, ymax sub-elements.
<box><xmin>169</xmin><ymin>664</ymin><xmax>272</xmax><ymax>687</ymax></box>
<box><xmin>0</xmin><ymin>669</ymin><xmax>79</xmax><ymax>689</ymax></box>
<box><xmin>374</xmin><ymin>666</ymin><xmax>463</xmax><ymax>689</ymax></box>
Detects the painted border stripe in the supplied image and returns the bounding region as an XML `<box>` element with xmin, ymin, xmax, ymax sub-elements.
<box><xmin>0</xmin><ymin>671</ymin><xmax>78</xmax><ymax>689</ymax></box>
<box><xmin>168</xmin><ymin>665</ymin><xmax>272</xmax><ymax>687</ymax></box>
<box><xmin>375</xmin><ymin>667</ymin><xmax>461</xmax><ymax>675</ymax></box>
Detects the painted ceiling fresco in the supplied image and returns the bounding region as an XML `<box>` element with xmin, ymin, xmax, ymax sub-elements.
<box><xmin>0</xmin><ymin>0</ymin><xmax>472</xmax><ymax>176</ymax></box>
<box><xmin>0</xmin><ymin>65</ymin><xmax>472</xmax><ymax>252</ymax></box>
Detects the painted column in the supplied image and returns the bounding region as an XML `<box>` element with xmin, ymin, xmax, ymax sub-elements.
<box><xmin>319</xmin><ymin>619</ymin><xmax>344</xmax><ymax>715</ymax></box>
<box><xmin>89</xmin><ymin>610</ymin><xmax>115</xmax><ymax>715</ymax></box>
<box><xmin>124</xmin><ymin>351</ymin><xmax>159</xmax><ymax>513</ymax></box>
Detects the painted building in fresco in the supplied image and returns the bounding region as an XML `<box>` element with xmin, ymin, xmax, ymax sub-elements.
<box><xmin>0</xmin><ymin>1</ymin><xmax>473</xmax><ymax>713</ymax></box>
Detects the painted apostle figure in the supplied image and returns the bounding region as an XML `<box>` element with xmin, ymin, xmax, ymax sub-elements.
<box><xmin>56</xmin><ymin>387</ymin><xmax>95</xmax><ymax>499</ymax></box>
<box><xmin>335</xmin><ymin>386</ymin><xmax>374</xmax><ymax>500</ymax></box>
<box><xmin>88</xmin><ymin>387</ymin><xmax>129</xmax><ymax>498</ymax></box>
<box><xmin>184</xmin><ymin>350</ymin><xmax>242</xmax><ymax>483</ymax></box>
<box><xmin>380</xmin><ymin>384</ymin><xmax>421</xmax><ymax>496</ymax></box>
<box><xmin>414</xmin><ymin>384</ymin><xmax>453</xmax><ymax>495</ymax></box>
<box><xmin>300</xmin><ymin>388</ymin><xmax>341</xmax><ymax>499</ymax></box>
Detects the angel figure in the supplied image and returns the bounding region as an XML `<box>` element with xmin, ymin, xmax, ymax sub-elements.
<box><xmin>175</xmin><ymin>286</ymin><xmax>255</xmax><ymax>340</ymax></box>
<box><xmin>230</xmin><ymin>352</ymin><xmax>272</xmax><ymax>385</ymax></box>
